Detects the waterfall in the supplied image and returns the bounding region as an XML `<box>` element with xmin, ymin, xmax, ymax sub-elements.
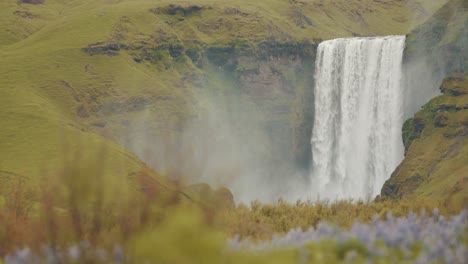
<box><xmin>311</xmin><ymin>36</ymin><xmax>406</xmax><ymax>200</ymax></box>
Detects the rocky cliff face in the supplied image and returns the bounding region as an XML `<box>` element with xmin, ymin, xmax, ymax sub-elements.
<box><xmin>75</xmin><ymin>6</ymin><xmax>323</xmax><ymax>176</ymax></box>
<box><xmin>119</xmin><ymin>40</ymin><xmax>318</xmax><ymax>195</ymax></box>
<box><xmin>193</xmin><ymin>41</ymin><xmax>317</xmax><ymax>170</ymax></box>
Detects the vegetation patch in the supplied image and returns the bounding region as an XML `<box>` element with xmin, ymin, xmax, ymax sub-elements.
<box><xmin>82</xmin><ymin>42</ymin><xmax>121</xmax><ymax>57</ymax></box>
<box><xmin>150</xmin><ymin>5</ymin><xmax>204</xmax><ymax>16</ymax></box>
<box><xmin>13</xmin><ymin>10</ymin><xmax>37</xmax><ymax>19</ymax></box>
<box><xmin>185</xmin><ymin>46</ymin><xmax>203</xmax><ymax>67</ymax></box>
<box><xmin>97</xmin><ymin>97</ymin><xmax>153</xmax><ymax>116</ymax></box>
<box><xmin>382</xmin><ymin>76</ymin><xmax>467</xmax><ymax>209</ymax></box>
<box><xmin>168</xmin><ymin>44</ymin><xmax>184</xmax><ymax>58</ymax></box>
<box><xmin>223</xmin><ymin>7</ymin><xmax>249</xmax><ymax>17</ymax></box>
<box><xmin>205</xmin><ymin>45</ymin><xmax>237</xmax><ymax>67</ymax></box>
<box><xmin>434</xmin><ymin>111</ymin><xmax>449</xmax><ymax>127</ymax></box>
<box><xmin>440</xmin><ymin>76</ymin><xmax>467</xmax><ymax>96</ymax></box>
<box><xmin>17</xmin><ymin>0</ymin><xmax>44</xmax><ymax>5</ymax></box>
<box><xmin>257</xmin><ymin>40</ymin><xmax>317</xmax><ymax>59</ymax></box>
<box><xmin>402</xmin><ymin>117</ymin><xmax>425</xmax><ymax>152</ymax></box>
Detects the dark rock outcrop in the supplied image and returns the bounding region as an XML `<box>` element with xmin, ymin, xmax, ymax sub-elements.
<box><xmin>82</xmin><ymin>42</ymin><xmax>120</xmax><ymax>56</ymax></box>
<box><xmin>402</xmin><ymin>117</ymin><xmax>426</xmax><ymax>152</ymax></box>
<box><xmin>150</xmin><ymin>5</ymin><xmax>204</xmax><ymax>16</ymax></box>
<box><xmin>18</xmin><ymin>0</ymin><xmax>44</xmax><ymax>5</ymax></box>
<box><xmin>434</xmin><ymin>111</ymin><xmax>449</xmax><ymax>127</ymax></box>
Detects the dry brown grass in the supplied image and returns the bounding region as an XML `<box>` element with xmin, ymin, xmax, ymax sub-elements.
<box><xmin>219</xmin><ymin>198</ymin><xmax>454</xmax><ymax>240</ymax></box>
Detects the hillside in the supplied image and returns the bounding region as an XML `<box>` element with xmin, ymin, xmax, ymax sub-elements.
<box><xmin>0</xmin><ymin>0</ymin><xmax>450</xmax><ymax>200</ymax></box>
<box><xmin>402</xmin><ymin>0</ymin><xmax>467</xmax><ymax>115</ymax></box>
<box><xmin>381</xmin><ymin>0</ymin><xmax>467</xmax><ymax>211</ymax></box>
<box><xmin>381</xmin><ymin>76</ymin><xmax>467</xmax><ymax>211</ymax></box>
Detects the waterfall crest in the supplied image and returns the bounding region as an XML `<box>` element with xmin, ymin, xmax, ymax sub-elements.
<box><xmin>311</xmin><ymin>36</ymin><xmax>406</xmax><ymax>200</ymax></box>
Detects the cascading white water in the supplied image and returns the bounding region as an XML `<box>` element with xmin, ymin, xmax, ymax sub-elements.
<box><xmin>311</xmin><ymin>36</ymin><xmax>406</xmax><ymax>200</ymax></box>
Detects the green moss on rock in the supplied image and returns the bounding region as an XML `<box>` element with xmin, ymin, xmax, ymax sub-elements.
<box><xmin>434</xmin><ymin>111</ymin><xmax>449</xmax><ymax>127</ymax></box>
<box><xmin>381</xmin><ymin>76</ymin><xmax>468</xmax><ymax>212</ymax></box>
<box><xmin>402</xmin><ymin>117</ymin><xmax>426</xmax><ymax>153</ymax></box>
<box><xmin>150</xmin><ymin>5</ymin><xmax>204</xmax><ymax>16</ymax></box>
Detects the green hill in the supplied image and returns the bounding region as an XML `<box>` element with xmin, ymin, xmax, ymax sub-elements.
<box><xmin>381</xmin><ymin>76</ymin><xmax>467</xmax><ymax>212</ymax></box>
<box><xmin>381</xmin><ymin>0</ymin><xmax>467</xmax><ymax>212</ymax></box>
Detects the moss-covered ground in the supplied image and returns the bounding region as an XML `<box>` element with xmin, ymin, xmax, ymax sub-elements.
<box><xmin>382</xmin><ymin>76</ymin><xmax>467</xmax><ymax>212</ymax></box>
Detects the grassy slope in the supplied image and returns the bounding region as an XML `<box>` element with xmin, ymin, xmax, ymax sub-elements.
<box><xmin>382</xmin><ymin>77</ymin><xmax>467</xmax><ymax>212</ymax></box>
<box><xmin>405</xmin><ymin>0</ymin><xmax>467</xmax><ymax>75</ymax></box>
<box><xmin>381</xmin><ymin>0</ymin><xmax>467</xmax><ymax>212</ymax></box>
<box><xmin>0</xmin><ymin>0</ymin><xmax>448</xmax><ymax>197</ymax></box>
<box><xmin>0</xmin><ymin>1</ymin><xmax>175</xmax><ymax>196</ymax></box>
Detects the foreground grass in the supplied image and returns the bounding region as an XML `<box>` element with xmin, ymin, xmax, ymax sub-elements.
<box><xmin>1</xmin><ymin>164</ymin><xmax>465</xmax><ymax>263</ymax></box>
<box><xmin>221</xmin><ymin>199</ymin><xmax>457</xmax><ymax>241</ymax></box>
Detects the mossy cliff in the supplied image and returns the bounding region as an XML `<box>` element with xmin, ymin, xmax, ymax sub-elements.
<box><xmin>381</xmin><ymin>76</ymin><xmax>467</xmax><ymax>211</ymax></box>
<box><xmin>380</xmin><ymin>0</ymin><xmax>467</xmax><ymax>211</ymax></box>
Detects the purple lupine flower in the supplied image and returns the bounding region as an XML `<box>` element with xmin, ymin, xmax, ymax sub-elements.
<box><xmin>113</xmin><ymin>244</ymin><xmax>125</xmax><ymax>264</ymax></box>
<box><xmin>345</xmin><ymin>250</ymin><xmax>357</xmax><ymax>262</ymax></box>
<box><xmin>42</xmin><ymin>245</ymin><xmax>60</xmax><ymax>264</ymax></box>
<box><xmin>95</xmin><ymin>248</ymin><xmax>107</xmax><ymax>261</ymax></box>
<box><xmin>228</xmin><ymin>209</ymin><xmax>468</xmax><ymax>262</ymax></box>
<box><xmin>67</xmin><ymin>245</ymin><xmax>81</xmax><ymax>260</ymax></box>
